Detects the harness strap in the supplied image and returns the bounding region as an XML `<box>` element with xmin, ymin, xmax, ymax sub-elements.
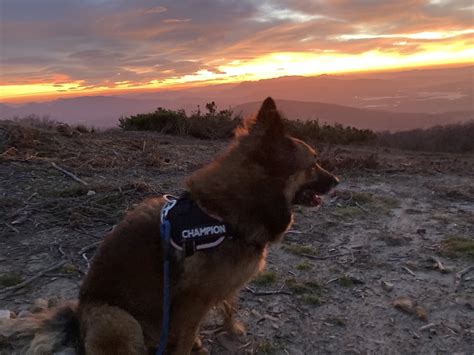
<box><xmin>155</xmin><ymin>195</ymin><xmax>176</xmax><ymax>355</ymax></box>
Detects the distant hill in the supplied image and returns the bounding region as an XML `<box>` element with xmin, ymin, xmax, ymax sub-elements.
<box><xmin>233</xmin><ymin>99</ymin><xmax>473</xmax><ymax>132</ymax></box>
<box><xmin>1</xmin><ymin>65</ymin><xmax>472</xmax><ymax>130</ymax></box>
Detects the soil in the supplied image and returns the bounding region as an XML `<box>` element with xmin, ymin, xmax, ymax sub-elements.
<box><xmin>0</xmin><ymin>123</ymin><xmax>473</xmax><ymax>354</ymax></box>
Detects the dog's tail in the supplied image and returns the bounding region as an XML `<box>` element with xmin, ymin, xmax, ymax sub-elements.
<box><xmin>0</xmin><ymin>301</ymin><xmax>82</xmax><ymax>354</ymax></box>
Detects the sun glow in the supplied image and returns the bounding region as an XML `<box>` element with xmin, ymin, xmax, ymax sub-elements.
<box><xmin>1</xmin><ymin>41</ymin><xmax>473</xmax><ymax>102</ymax></box>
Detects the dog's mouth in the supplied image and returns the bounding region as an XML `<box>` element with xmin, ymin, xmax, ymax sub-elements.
<box><xmin>293</xmin><ymin>189</ymin><xmax>322</xmax><ymax>207</ymax></box>
<box><xmin>293</xmin><ymin>180</ymin><xmax>337</xmax><ymax>207</ymax></box>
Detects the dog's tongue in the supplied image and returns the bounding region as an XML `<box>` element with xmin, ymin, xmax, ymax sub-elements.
<box><xmin>311</xmin><ymin>194</ymin><xmax>322</xmax><ymax>207</ymax></box>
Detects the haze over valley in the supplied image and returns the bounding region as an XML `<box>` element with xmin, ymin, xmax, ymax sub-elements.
<box><xmin>1</xmin><ymin>65</ymin><xmax>472</xmax><ymax>131</ymax></box>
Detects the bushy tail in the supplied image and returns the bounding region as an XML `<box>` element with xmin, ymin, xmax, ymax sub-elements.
<box><xmin>0</xmin><ymin>301</ymin><xmax>82</xmax><ymax>354</ymax></box>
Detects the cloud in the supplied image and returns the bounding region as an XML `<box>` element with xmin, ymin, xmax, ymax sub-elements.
<box><xmin>1</xmin><ymin>0</ymin><xmax>472</xmax><ymax>91</ymax></box>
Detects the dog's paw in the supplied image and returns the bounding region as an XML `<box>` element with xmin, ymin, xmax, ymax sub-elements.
<box><xmin>192</xmin><ymin>337</ymin><xmax>209</xmax><ymax>354</ymax></box>
<box><xmin>224</xmin><ymin>319</ymin><xmax>246</xmax><ymax>336</ymax></box>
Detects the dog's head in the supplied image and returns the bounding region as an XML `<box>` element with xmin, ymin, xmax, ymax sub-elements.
<box><xmin>239</xmin><ymin>97</ymin><xmax>339</xmax><ymax>207</ymax></box>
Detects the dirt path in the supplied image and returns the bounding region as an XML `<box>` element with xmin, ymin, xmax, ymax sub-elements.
<box><xmin>1</xmin><ymin>125</ymin><xmax>473</xmax><ymax>354</ymax></box>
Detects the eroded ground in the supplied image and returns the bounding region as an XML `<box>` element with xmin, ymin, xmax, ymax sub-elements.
<box><xmin>0</xmin><ymin>124</ymin><xmax>473</xmax><ymax>354</ymax></box>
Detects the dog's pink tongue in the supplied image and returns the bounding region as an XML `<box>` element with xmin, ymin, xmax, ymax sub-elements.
<box><xmin>311</xmin><ymin>194</ymin><xmax>322</xmax><ymax>207</ymax></box>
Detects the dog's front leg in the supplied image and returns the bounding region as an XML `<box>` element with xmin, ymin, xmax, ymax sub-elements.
<box><xmin>167</xmin><ymin>297</ymin><xmax>211</xmax><ymax>355</ymax></box>
<box><xmin>220</xmin><ymin>296</ymin><xmax>246</xmax><ymax>336</ymax></box>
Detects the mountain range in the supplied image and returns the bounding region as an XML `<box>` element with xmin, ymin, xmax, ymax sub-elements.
<box><xmin>1</xmin><ymin>65</ymin><xmax>472</xmax><ymax>131</ymax></box>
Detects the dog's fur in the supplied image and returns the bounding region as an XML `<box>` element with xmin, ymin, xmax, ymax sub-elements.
<box><xmin>0</xmin><ymin>97</ymin><xmax>338</xmax><ymax>354</ymax></box>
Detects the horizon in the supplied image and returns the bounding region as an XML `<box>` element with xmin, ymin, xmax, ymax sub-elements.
<box><xmin>1</xmin><ymin>0</ymin><xmax>473</xmax><ymax>103</ymax></box>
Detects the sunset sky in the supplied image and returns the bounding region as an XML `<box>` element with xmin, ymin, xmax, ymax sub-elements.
<box><xmin>1</xmin><ymin>0</ymin><xmax>473</xmax><ymax>102</ymax></box>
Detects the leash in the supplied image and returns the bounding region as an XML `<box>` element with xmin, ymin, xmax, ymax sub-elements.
<box><xmin>155</xmin><ymin>193</ymin><xmax>229</xmax><ymax>353</ymax></box>
<box><xmin>156</xmin><ymin>196</ymin><xmax>177</xmax><ymax>355</ymax></box>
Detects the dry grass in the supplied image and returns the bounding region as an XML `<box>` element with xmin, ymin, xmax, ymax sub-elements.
<box><xmin>252</xmin><ymin>271</ymin><xmax>277</xmax><ymax>286</ymax></box>
<box><xmin>440</xmin><ymin>236</ymin><xmax>474</xmax><ymax>259</ymax></box>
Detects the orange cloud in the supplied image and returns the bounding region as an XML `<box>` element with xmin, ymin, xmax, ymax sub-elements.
<box><xmin>1</xmin><ymin>0</ymin><xmax>473</xmax><ymax>102</ymax></box>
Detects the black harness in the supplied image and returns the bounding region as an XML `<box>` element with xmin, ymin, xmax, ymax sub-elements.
<box><xmin>162</xmin><ymin>193</ymin><xmax>232</xmax><ymax>257</ymax></box>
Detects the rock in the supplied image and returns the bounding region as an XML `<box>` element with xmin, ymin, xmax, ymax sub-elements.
<box><xmin>381</xmin><ymin>280</ymin><xmax>394</xmax><ymax>292</ymax></box>
<box><xmin>415</xmin><ymin>306</ymin><xmax>428</xmax><ymax>321</ymax></box>
<box><xmin>18</xmin><ymin>310</ymin><xmax>32</xmax><ymax>318</ymax></box>
<box><xmin>86</xmin><ymin>190</ymin><xmax>96</xmax><ymax>196</ymax></box>
<box><xmin>0</xmin><ymin>310</ymin><xmax>11</xmax><ymax>319</ymax></box>
<box><xmin>393</xmin><ymin>296</ymin><xmax>415</xmax><ymax>314</ymax></box>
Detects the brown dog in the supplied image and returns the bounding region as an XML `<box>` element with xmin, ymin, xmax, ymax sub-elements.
<box><xmin>2</xmin><ymin>97</ymin><xmax>338</xmax><ymax>354</ymax></box>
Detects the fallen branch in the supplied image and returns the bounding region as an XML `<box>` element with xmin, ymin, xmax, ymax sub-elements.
<box><xmin>0</xmin><ymin>260</ymin><xmax>67</xmax><ymax>295</ymax></box>
<box><xmin>355</xmin><ymin>202</ymin><xmax>369</xmax><ymax>214</ymax></box>
<box><xmin>4</xmin><ymin>223</ymin><xmax>19</xmax><ymax>234</ymax></box>
<box><xmin>428</xmin><ymin>256</ymin><xmax>446</xmax><ymax>273</ymax></box>
<box><xmin>419</xmin><ymin>323</ymin><xmax>436</xmax><ymax>331</ymax></box>
<box><xmin>245</xmin><ymin>286</ymin><xmax>292</xmax><ymax>296</ymax></box>
<box><xmin>78</xmin><ymin>241</ymin><xmax>101</xmax><ymax>255</ymax></box>
<box><xmin>286</xmin><ymin>225</ymin><xmax>315</xmax><ymax>235</ymax></box>
<box><xmin>300</xmin><ymin>252</ymin><xmax>351</xmax><ymax>260</ymax></box>
<box><xmin>51</xmin><ymin>162</ymin><xmax>88</xmax><ymax>186</ymax></box>
<box><xmin>455</xmin><ymin>265</ymin><xmax>474</xmax><ymax>291</ymax></box>
<box><xmin>401</xmin><ymin>266</ymin><xmax>416</xmax><ymax>277</ymax></box>
<box><xmin>365</xmin><ymin>168</ymin><xmax>406</xmax><ymax>174</ymax></box>
<box><xmin>82</xmin><ymin>253</ymin><xmax>91</xmax><ymax>270</ymax></box>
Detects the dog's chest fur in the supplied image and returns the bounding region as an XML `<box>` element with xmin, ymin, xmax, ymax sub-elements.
<box><xmin>176</xmin><ymin>238</ymin><xmax>267</xmax><ymax>301</ymax></box>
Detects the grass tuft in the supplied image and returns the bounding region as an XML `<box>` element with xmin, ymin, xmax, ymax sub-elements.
<box><xmin>0</xmin><ymin>273</ymin><xmax>23</xmax><ymax>287</ymax></box>
<box><xmin>282</xmin><ymin>243</ymin><xmax>317</xmax><ymax>256</ymax></box>
<box><xmin>338</xmin><ymin>275</ymin><xmax>353</xmax><ymax>287</ymax></box>
<box><xmin>296</xmin><ymin>261</ymin><xmax>312</xmax><ymax>271</ymax></box>
<box><xmin>253</xmin><ymin>271</ymin><xmax>277</xmax><ymax>286</ymax></box>
<box><xmin>440</xmin><ymin>236</ymin><xmax>474</xmax><ymax>259</ymax></box>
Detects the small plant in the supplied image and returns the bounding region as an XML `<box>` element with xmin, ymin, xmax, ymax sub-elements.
<box><xmin>296</xmin><ymin>261</ymin><xmax>312</xmax><ymax>271</ymax></box>
<box><xmin>286</xmin><ymin>278</ymin><xmax>322</xmax><ymax>306</ymax></box>
<box><xmin>324</xmin><ymin>315</ymin><xmax>346</xmax><ymax>326</ymax></box>
<box><xmin>440</xmin><ymin>236</ymin><xmax>474</xmax><ymax>259</ymax></box>
<box><xmin>63</xmin><ymin>263</ymin><xmax>78</xmax><ymax>274</ymax></box>
<box><xmin>338</xmin><ymin>275</ymin><xmax>353</xmax><ymax>287</ymax></box>
<box><xmin>282</xmin><ymin>243</ymin><xmax>317</xmax><ymax>256</ymax></box>
<box><xmin>0</xmin><ymin>273</ymin><xmax>23</xmax><ymax>287</ymax></box>
<box><xmin>256</xmin><ymin>340</ymin><xmax>283</xmax><ymax>354</ymax></box>
<box><xmin>253</xmin><ymin>271</ymin><xmax>277</xmax><ymax>286</ymax></box>
<box><xmin>302</xmin><ymin>294</ymin><xmax>321</xmax><ymax>305</ymax></box>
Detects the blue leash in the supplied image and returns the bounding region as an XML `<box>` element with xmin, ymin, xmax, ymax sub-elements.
<box><xmin>156</xmin><ymin>202</ymin><xmax>173</xmax><ymax>355</ymax></box>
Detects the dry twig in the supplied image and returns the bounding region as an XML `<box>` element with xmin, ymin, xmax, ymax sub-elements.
<box><xmin>401</xmin><ymin>266</ymin><xmax>416</xmax><ymax>277</ymax></box>
<box><xmin>78</xmin><ymin>241</ymin><xmax>101</xmax><ymax>255</ymax></box>
<box><xmin>455</xmin><ymin>265</ymin><xmax>474</xmax><ymax>291</ymax></box>
<box><xmin>245</xmin><ymin>286</ymin><xmax>292</xmax><ymax>296</ymax></box>
<box><xmin>51</xmin><ymin>162</ymin><xmax>89</xmax><ymax>186</ymax></box>
<box><xmin>0</xmin><ymin>260</ymin><xmax>67</xmax><ymax>296</ymax></box>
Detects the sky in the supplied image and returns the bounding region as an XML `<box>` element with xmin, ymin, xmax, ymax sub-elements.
<box><xmin>1</xmin><ymin>0</ymin><xmax>473</xmax><ymax>102</ymax></box>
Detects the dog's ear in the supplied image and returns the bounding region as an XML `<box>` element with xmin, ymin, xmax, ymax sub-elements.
<box><xmin>252</xmin><ymin>97</ymin><xmax>284</xmax><ymax>137</ymax></box>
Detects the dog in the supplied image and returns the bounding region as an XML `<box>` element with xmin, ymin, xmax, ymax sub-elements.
<box><xmin>0</xmin><ymin>97</ymin><xmax>339</xmax><ymax>354</ymax></box>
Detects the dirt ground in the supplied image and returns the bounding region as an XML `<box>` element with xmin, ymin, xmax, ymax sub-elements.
<box><xmin>0</xmin><ymin>123</ymin><xmax>473</xmax><ymax>354</ymax></box>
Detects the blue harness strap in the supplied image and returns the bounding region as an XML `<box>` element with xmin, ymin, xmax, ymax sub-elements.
<box><xmin>156</xmin><ymin>196</ymin><xmax>176</xmax><ymax>355</ymax></box>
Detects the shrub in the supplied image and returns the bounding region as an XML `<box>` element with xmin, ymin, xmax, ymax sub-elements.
<box><xmin>286</xmin><ymin>119</ymin><xmax>377</xmax><ymax>146</ymax></box>
<box><xmin>119</xmin><ymin>104</ymin><xmax>241</xmax><ymax>139</ymax></box>
<box><xmin>119</xmin><ymin>103</ymin><xmax>377</xmax><ymax>145</ymax></box>
<box><xmin>377</xmin><ymin>121</ymin><xmax>474</xmax><ymax>153</ymax></box>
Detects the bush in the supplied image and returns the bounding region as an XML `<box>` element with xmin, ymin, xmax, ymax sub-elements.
<box><xmin>119</xmin><ymin>103</ymin><xmax>376</xmax><ymax>145</ymax></box>
<box><xmin>377</xmin><ymin>121</ymin><xmax>474</xmax><ymax>153</ymax></box>
<box><xmin>285</xmin><ymin>119</ymin><xmax>376</xmax><ymax>146</ymax></box>
<box><xmin>119</xmin><ymin>103</ymin><xmax>240</xmax><ymax>139</ymax></box>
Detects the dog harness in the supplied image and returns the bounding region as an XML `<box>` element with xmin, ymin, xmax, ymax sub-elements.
<box><xmin>156</xmin><ymin>192</ymin><xmax>232</xmax><ymax>354</ymax></box>
<box><xmin>161</xmin><ymin>193</ymin><xmax>231</xmax><ymax>257</ymax></box>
